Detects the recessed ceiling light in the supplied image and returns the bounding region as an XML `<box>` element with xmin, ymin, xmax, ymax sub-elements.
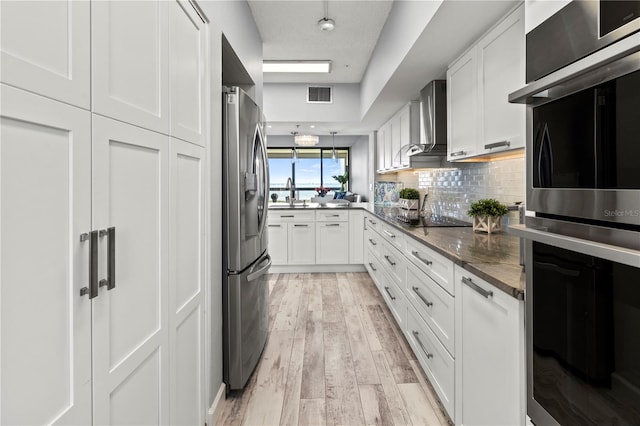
<box><xmin>263</xmin><ymin>60</ymin><xmax>331</xmax><ymax>73</ymax></box>
<box><xmin>267</xmin><ymin>125</ymin><xmax>272</xmax><ymax>128</ymax></box>
<box><xmin>310</xmin><ymin>125</ymin><xmax>315</xmax><ymax>128</ymax></box>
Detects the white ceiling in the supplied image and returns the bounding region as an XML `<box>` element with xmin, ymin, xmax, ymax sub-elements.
<box><xmin>248</xmin><ymin>0</ymin><xmax>393</xmax><ymax>84</ymax></box>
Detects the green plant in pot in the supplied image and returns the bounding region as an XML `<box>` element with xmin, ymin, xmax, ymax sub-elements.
<box><xmin>467</xmin><ymin>198</ymin><xmax>509</xmax><ymax>234</ymax></box>
<box><xmin>398</xmin><ymin>188</ymin><xmax>420</xmax><ymax>222</ymax></box>
<box><xmin>399</xmin><ymin>188</ymin><xmax>420</xmax><ymax>200</ymax></box>
<box><xmin>332</xmin><ymin>172</ymin><xmax>349</xmax><ymax>192</ymax></box>
<box><xmin>270</xmin><ymin>193</ymin><xmax>278</xmax><ymax>203</ymax></box>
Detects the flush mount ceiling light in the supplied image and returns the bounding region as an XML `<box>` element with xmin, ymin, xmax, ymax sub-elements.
<box><xmin>294</xmin><ymin>134</ymin><xmax>319</xmax><ymax>146</ymax></box>
<box><xmin>263</xmin><ymin>60</ymin><xmax>331</xmax><ymax>73</ymax></box>
<box><xmin>318</xmin><ymin>0</ymin><xmax>335</xmax><ymax>31</ymax></box>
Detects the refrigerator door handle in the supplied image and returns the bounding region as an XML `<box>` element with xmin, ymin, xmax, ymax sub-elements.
<box><xmin>247</xmin><ymin>254</ymin><xmax>272</xmax><ymax>282</ymax></box>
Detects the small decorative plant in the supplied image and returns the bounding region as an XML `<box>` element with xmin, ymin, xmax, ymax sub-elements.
<box><xmin>270</xmin><ymin>193</ymin><xmax>278</xmax><ymax>203</ymax></box>
<box><xmin>399</xmin><ymin>188</ymin><xmax>420</xmax><ymax>200</ymax></box>
<box><xmin>315</xmin><ymin>186</ymin><xmax>331</xmax><ymax>197</ymax></box>
<box><xmin>332</xmin><ymin>172</ymin><xmax>349</xmax><ymax>192</ymax></box>
<box><xmin>468</xmin><ymin>198</ymin><xmax>509</xmax><ymax>234</ymax></box>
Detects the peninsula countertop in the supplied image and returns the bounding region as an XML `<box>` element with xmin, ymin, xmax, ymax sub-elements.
<box><xmin>268</xmin><ymin>202</ymin><xmax>525</xmax><ymax>300</ymax></box>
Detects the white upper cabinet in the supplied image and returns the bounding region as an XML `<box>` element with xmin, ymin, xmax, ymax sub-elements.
<box><xmin>376</xmin><ymin>101</ymin><xmax>421</xmax><ymax>173</ymax></box>
<box><xmin>92</xmin><ymin>1</ymin><xmax>170</xmax><ymax>134</ymax></box>
<box><xmin>376</xmin><ymin>128</ymin><xmax>386</xmax><ymax>172</ymax></box>
<box><xmin>169</xmin><ymin>0</ymin><xmax>207</xmax><ymax>146</ymax></box>
<box><xmin>391</xmin><ymin>116</ymin><xmax>402</xmax><ymax>167</ymax></box>
<box><xmin>0</xmin><ymin>1</ymin><xmax>90</xmax><ymax>109</ymax></box>
<box><xmin>447</xmin><ymin>48</ymin><xmax>478</xmax><ymax>161</ymax></box>
<box><xmin>477</xmin><ymin>6</ymin><xmax>525</xmax><ymax>154</ymax></box>
<box><xmin>447</xmin><ymin>5</ymin><xmax>525</xmax><ymax>161</ymax></box>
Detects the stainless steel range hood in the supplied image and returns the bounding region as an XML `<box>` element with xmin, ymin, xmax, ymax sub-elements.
<box><xmin>394</xmin><ymin>80</ymin><xmax>447</xmax><ymax>170</ymax></box>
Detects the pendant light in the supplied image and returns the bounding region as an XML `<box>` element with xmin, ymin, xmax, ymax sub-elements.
<box><xmin>330</xmin><ymin>131</ymin><xmax>338</xmax><ymax>162</ymax></box>
<box><xmin>318</xmin><ymin>0</ymin><xmax>335</xmax><ymax>31</ymax></box>
<box><xmin>291</xmin><ymin>130</ymin><xmax>298</xmax><ymax>163</ymax></box>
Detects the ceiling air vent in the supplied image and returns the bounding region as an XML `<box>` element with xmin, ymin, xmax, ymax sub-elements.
<box><xmin>307</xmin><ymin>86</ymin><xmax>333</xmax><ymax>104</ymax></box>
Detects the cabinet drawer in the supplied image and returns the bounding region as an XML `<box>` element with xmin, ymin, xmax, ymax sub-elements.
<box><xmin>406</xmin><ymin>263</ymin><xmax>454</xmax><ymax>355</ymax></box>
<box><xmin>364</xmin><ymin>227</ymin><xmax>382</xmax><ymax>259</ymax></box>
<box><xmin>365</xmin><ymin>248</ymin><xmax>384</xmax><ymax>292</ymax></box>
<box><xmin>364</xmin><ymin>214</ymin><xmax>381</xmax><ymax>232</ymax></box>
<box><xmin>405</xmin><ymin>237</ymin><xmax>454</xmax><ymax>295</ymax></box>
<box><xmin>316</xmin><ymin>210</ymin><xmax>348</xmax><ymax>222</ymax></box>
<box><xmin>380</xmin><ymin>222</ymin><xmax>404</xmax><ymax>251</ymax></box>
<box><xmin>380</xmin><ymin>240</ymin><xmax>405</xmax><ymax>287</ymax></box>
<box><xmin>407</xmin><ymin>305</ymin><xmax>454</xmax><ymax>418</ymax></box>
<box><xmin>379</xmin><ymin>266</ymin><xmax>406</xmax><ymax>331</ymax></box>
<box><xmin>269</xmin><ymin>210</ymin><xmax>315</xmax><ymax>223</ymax></box>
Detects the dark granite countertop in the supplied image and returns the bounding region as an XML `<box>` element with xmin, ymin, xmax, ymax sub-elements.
<box><xmin>267</xmin><ymin>202</ymin><xmax>525</xmax><ymax>300</ymax></box>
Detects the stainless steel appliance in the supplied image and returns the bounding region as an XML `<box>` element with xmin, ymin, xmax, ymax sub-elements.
<box><xmin>406</xmin><ymin>80</ymin><xmax>447</xmax><ymax>158</ymax></box>
<box><xmin>223</xmin><ymin>86</ymin><xmax>271</xmax><ymax>390</ymax></box>
<box><xmin>510</xmin><ymin>4</ymin><xmax>640</xmax><ymax>424</ymax></box>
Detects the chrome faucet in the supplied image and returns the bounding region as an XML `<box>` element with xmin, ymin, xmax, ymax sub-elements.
<box><xmin>285</xmin><ymin>177</ymin><xmax>296</xmax><ymax>203</ymax></box>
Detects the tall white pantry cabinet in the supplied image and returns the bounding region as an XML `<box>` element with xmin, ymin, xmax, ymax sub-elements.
<box><xmin>0</xmin><ymin>1</ymin><xmax>209</xmax><ymax>425</ymax></box>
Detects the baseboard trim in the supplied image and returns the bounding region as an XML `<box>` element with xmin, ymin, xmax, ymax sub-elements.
<box><xmin>269</xmin><ymin>264</ymin><xmax>366</xmax><ymax>274</ymax></box>
<box><xmin>207</xmin><ymin>382</ymin><xmax>226</xmax><ymax>426</ymax></box>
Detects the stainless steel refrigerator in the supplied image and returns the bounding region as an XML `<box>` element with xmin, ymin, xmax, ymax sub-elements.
<box><xmin>222</xmin><ymin>86</ymin><xmax>271</xmax><ymax>390</ymax></box>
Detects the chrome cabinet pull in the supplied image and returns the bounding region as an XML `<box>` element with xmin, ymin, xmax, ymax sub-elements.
<box><xmin>294</xmin><ymin>224</ymin><xmax>309</xmax><ymax>227</ymax></box>
<box><xmin>83</xmin><ymin>230</ymin><xmax>99</xmax><ymax>299</ymax></box>
<box><xmin>280</xmin><ymin>215</ymin><xmax>295</xmax><ymax>218</ymax></box>
<box><xmin>411</xmin><ymin>250</ymin><xmax>432</xmax><ymax>266</ymax></box>
<box><xmin>412</xmin><ymin>286</ymin><xmax>433</xmax><ymax>307</ymax></box>
<box><xmin>450</xmin><ymin>150</ymin><xmax>466</xmax><ymax>157</ymax></box>
<box><xmin>268</xmin><ymin>224</ymin><xmax>281</xmax><ymax>227</ymax></box>
<box><xmin>107</xmin><ymin>227</ymin><xmax>116</xmax><ymax>290</ymax></box>
<box><xmin>484</xmin><ymin>140</ymin><xmax>510</xmax><ymax>150</ymax></box>
<box><xmin>327</xmin><ymin>214</ymin><xmax>340</xmax><ymax>217</ymax></box>
<box><xmin>368</xmin><ymin>262</ymin><xmax>377</xmax><ymax>272</ymax></box>
<box><xmin>384</xmin><ymin>255</ymin><xmax>396</xmax><ymax>266</ymax></box>
<box><xmin>384</xmin><ymin>286</ymin><xmax>396</xmax><ymax>300</ymax></box>
<box><xmin>412</xmin><ymin>330</ymin><xmax>434</xmax><ymax>359</ymax></box>
<box><xmin>383</xmin><ymin>230</ymin><xmax>396</xmax><ymax>238</ymax></box>
<box><xmin>369</xmin><ymin>238</ymin><xmax>377</xmax><ymax>246</ymax></box>
<box><xmin>368</xmin><ymin>219</ymin><xmax>377</xmax><ymax>225</ymax></box>
<box><xmin>462</xmin><ymin>276</ymin><xmax>493</xmax><ymax>298</ymax></box>
<box><xmin>326</xmin><ymin>223</ymin><xmax>340</xmax><ymax>227</ymax></box>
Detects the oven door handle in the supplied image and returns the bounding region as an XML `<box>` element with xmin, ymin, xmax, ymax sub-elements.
<box><xmin>534</xmin><ymin>261</ymin><xmax>581</xmax><ymax>277</ymax></box>
<box><xmin>537</xmin><ymin>123</ymin><xmax>553</xmax><ymax>187</ymax></box>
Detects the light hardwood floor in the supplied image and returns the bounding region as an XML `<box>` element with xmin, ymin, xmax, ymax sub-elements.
<box><xmin>215</xmin><ymin>272</ymin><xmax>450</xmax><ymax>426</ymax></box>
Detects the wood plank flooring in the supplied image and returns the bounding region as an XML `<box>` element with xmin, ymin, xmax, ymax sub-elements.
<box><xmin>215</xmin><ymin>272</ymin><xmax>449</xmax><ymax>426</ymax></box>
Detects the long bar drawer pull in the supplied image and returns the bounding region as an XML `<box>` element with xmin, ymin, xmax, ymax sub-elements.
<box><xmin>326</xmin><ymin>223</ymin><xmax>340</xmax><ymax>227</ymax></box>
<box><xmin>280</xmin><ymin>215</ymin><xmax>295</xmax><ymax>218</ymax></box>
<box><xmin>327</xmin><ymin>214</ymin><xmax>340</xmax><ymax>217</ymax></box>
<box><xmin>368</xmin><ymin>219</ymin><xmax>377</xmax><ymax>225</ymax></box>
<box><xmin>294</xmin><ymin>224</ymin><xmax>309</xmax><ymax>227</ymax></box>
<box><xmin>450</xmin><ymin>150</ymin><xmax>466</xmax><ymax>157</ymax></box>
<box><xmin>107</xmin><ymin>227</ymin><xmax>116</xmax><ymax>290</ymax></box>
<box><xmin>383</xmin><ymin>230</ymin><xmax>396</xmax><ymax>238</ymax></box>
<box><xmin>384</xmin><ymin>286</ymin><xmax>396</xmax><ymax>300</ymax></box>
<box><xmin>268</xmin><ymin>224</ymin><xmax>281</xmax><ymax>227</ymax></box>
<box><xmin>462</xmin><ymin>276</ymin><xmax>493</xmax><ymax>298</ymax></box>
<box><xmin>412</xmin><ymin>287</ymin><xmax>433</xmax><ymax>307</ymax></box>
<box><xmin>484</xmin><ymin>140</ymin><xmax>510</xmax><ymax>150</ymax></box>
<box><xmin>384</xmin><ymin>255</ymin><xmax>396</xmax><ymax>266</ymax></box>
<box><xmin>369</xmin><ymin>238</ymin><xmax>377</xmax><ymax>246</ymax></box>
<box><xmin>412</xmin><ymin>330</ymin><xmax>434</xmax><ymax>359</ymax></box>
<box><xmin>368</xmin><ymin>262</ymin><xmax>377</xmax><ymax>272</ymax></box>
<box><xmin>411</xmin><ymin>251</ymin><xmax>432</xmax><ymax>266</ymax></box>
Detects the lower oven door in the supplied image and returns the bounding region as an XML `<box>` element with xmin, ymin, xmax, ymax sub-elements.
<box><xmin>513</xmin><ymin>218</ymin><xmax>640</xmax><ymax>425</ymax></box>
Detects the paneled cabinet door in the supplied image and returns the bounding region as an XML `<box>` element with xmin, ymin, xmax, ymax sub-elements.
<box><xmin>91</xmin><ymin>115</ymin><xmax>170</xmax><ymax>425</ymax></box>
<box><xmin>267</xmin><ymin>223</ymin><xmax>288</xmax><ymax>265</ymax></box>
<box><xmin>169</xmin><ymin>0</ymin><xmax>207</xmax><ymax>146</ymax></box>
<box><xmin>92</xmin><ymin>0</ymin><xmax>170</xmax><ymax>134</ymax></box>
<box><xmin>376</xmin><ymin>127</ymin><xmax>385</xmax><ymax>171</ymax></box>
<box><xmin>0</xmin><ymin>85</ymin><xmax>92</xmax><ymax>426</ymax></box>
<box><xmin>316</xmin><ymin>222</ymin><xmax>349</xmax><ymax>264</ymax></box>
<box><xmin>287</xmin><ymin>223</ymin><xmax>315</xmax><ymax>265</ymax></box>
<box><xmin>447</xmin><ymin>48</ymin><xmax>477</xmax><ymax>161</ymax></box>
<box><xmin>454</xmin><ymin>266</ymin><xmax>525</xmax><ymax>426</ymax></box>
<box><xmin>399</xmin><ymin>106</ymin><xmax>411</xmax><ymax>166</ymax></box>
<box><xmin>169</xmin><ymin>138</ymin><xmax>205</xmax><ymax>425</ymax></box>
<box><xmin>478</xmin><ymin>5</ymin><xmax>525</xmax><ymax>154</ymax></box>
<box><xmin>391</xmin><ymin>114</ymin><xmax>402</xmax><ymax>167</ymax></box>
<box><xmin>0</xmin><ymin>1</ymin><xmax>90</xmax><ymax>109</ymax></box>
<box><xmin>349</xmin><ymin>210</ymin><xmax>364</xmax><ymax>264</ymax></box>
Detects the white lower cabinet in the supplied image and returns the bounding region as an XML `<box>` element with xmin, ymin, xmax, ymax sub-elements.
<box><xmin>454</xmin><ymin>265</ymin><xmax>525</xmax><ymax>426</ymax></box>
<box><xmin>407</xmin><ymin>305</ymin><xmax>455</xmax><ymax>416</ymax></box>
<box><xmin>267</xmin><ymin>223</ymin><xmax>288</xmax><ymax>265</ymax></box>
<box><xmin>288</xmin><ymin>223</ymin><xmax>316</xmax><ymax>265</ymax></box>
<box><xmin>316</xmin><ymin>222</ymin><xmax>349</xmax><ymax>264</ymax></box>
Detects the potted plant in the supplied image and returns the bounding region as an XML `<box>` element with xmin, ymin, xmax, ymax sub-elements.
<box><xmin>270</xmin><ymin>193</ymin><xmax>278</xmax><ymax>203</ymax></box>
<box><xmin>332</xmin><ymin>172</ymin><xmax>349</xmax><ymax>192</ymax></box>
<box><xmin>467</xmin><ymin>198</ymin><xmax>509</xmax><ymax>234</ymax></box>
<box><xmin>398</xmin><ymin>188</ymin><xmax>420</xmax><ymax>210</ymax></box>
<box><xmin>315</xmin><ymin>186</ymin><xmax>331</xmax><ymax>197</ymax></box>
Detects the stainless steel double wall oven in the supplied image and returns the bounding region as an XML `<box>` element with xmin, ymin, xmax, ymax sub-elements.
<box><xmin>510</xmin><ymin>2</ymin><xmax>640</xmax><ymax>425</ymax></box>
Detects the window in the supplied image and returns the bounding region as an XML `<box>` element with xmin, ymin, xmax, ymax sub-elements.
<box><xmin>268</xmin><ymin>148</ymin><xmax>349</xmax><ymax>201</ymax></box>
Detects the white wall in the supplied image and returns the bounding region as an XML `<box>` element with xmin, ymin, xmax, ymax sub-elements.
<box><xmin>200</xmin><ymin>0</ymin><xmax>264</xmax><ymax>105</ymax></box>
<box><xmin>263</xmin><ymin>83</ymin><xmax>360</xmax><ymax>123</ymax></box>
<box><xmin>359</xmin><ymin>0</ymin><xmax>442</xmax><ymax>118</ymax></box>
<box><xmin>350</xmin><ymin>135</ymin><xmax>370</xmax><ymax>200</ymax></box>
